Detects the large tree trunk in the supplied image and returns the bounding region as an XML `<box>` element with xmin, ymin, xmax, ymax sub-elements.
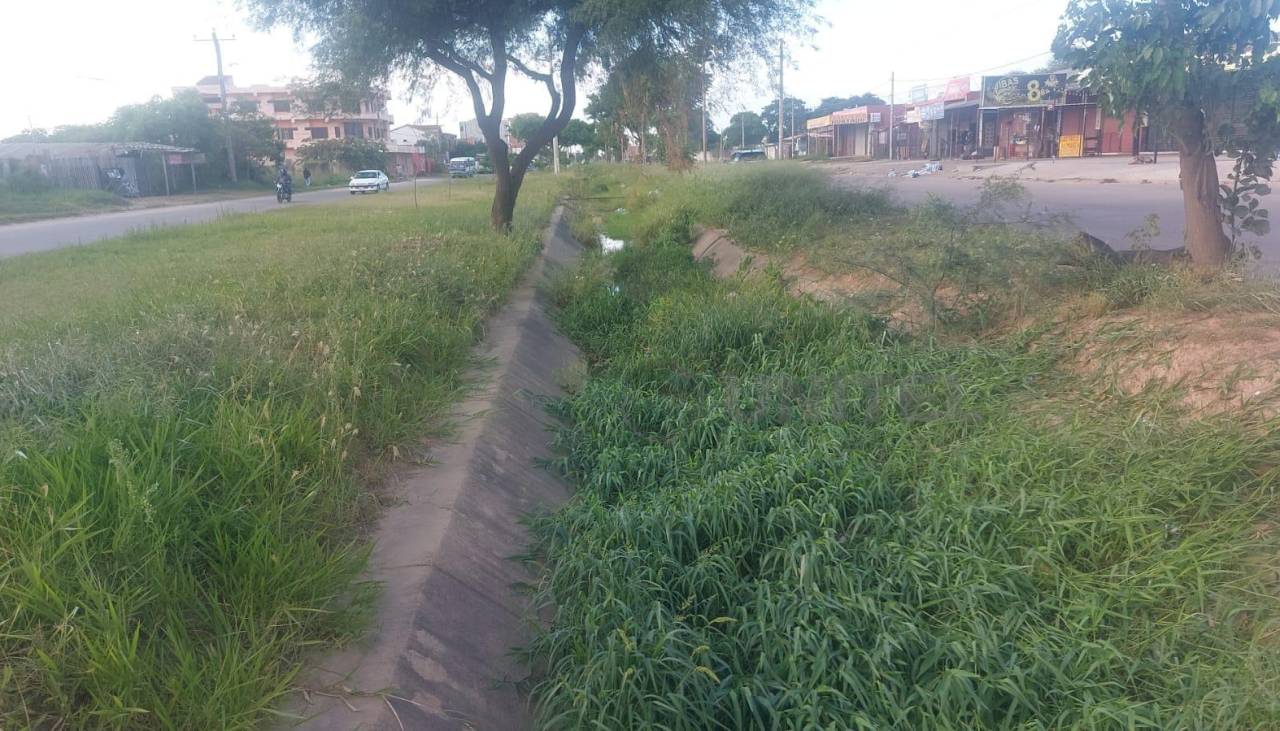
<box><xmin>488</xmin><ymin>136</ymin><xmax>517</xmax><ymax>231</ymax></box>
<box><xmin>1171</xmin><ymin>104</ymin><xmax>1231</xmax><ymax>267</ymax></box>
<box><xmin>640</xmin><ymin>112</ymin><xmax>648</xmax><ymax>163</ymax></box>
<box><xmin>491</xmin><ymin>166</ymin><xmax>518</xmax><ymax>231</ymax></box>
<box><xmin>661</xmin><ymin>118</ymin><xmax>692</xmax><ymax>172</ymax></box>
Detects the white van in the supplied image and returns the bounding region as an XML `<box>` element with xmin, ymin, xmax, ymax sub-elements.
<box><xmin>448</xmin><ymin>157</ymin><xmax>477</xmax><ymax>178</ymax></box>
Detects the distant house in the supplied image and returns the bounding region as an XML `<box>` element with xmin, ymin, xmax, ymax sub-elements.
<box><xmin>390</xmin><ymin>124</ymin><xmax>454</xmax><ymax>148</ymax></box>
<box><xmin>174</xmin><ymin>76</ymin><xmax>394</xmax><ymax>162</ymax></box>
<box><xmin>0</xmin><ymin>141</ymin><xmax>206</xmax><ymax>196</ymax></box>
<box><xmin>386</xmin><ymin>124</ymin><xmax>458</xmax><ymax>177</ymax></box>
<box><xmin>458</xmin><ymin>117</ymin><xmax>516</xmax><ymax>148</ymax></box>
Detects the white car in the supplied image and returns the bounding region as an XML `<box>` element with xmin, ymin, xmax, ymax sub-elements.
<box><xmin>348</xmin><ymin>170</ymin><xmax>390</xmax><ymax>194</ymax></box>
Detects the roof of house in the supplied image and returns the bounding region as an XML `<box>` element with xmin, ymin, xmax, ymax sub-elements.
<box><xmin>0</xmin><ymin>141</ymin><xmax>198</xmax><ymax>159</ymax></box>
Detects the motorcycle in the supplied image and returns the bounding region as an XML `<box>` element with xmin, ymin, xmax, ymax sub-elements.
<box><xmin>275</xmin><ymin>180</ymin><xmax>292</xmax><ymax>203</ymax></box>
<box><xmin>103</xmin><ymin>167</ymin><xmax>139</xmax><ymax>198</ymax></box>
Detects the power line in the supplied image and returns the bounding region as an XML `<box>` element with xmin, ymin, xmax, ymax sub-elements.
<box><xmin>892</xmin><ymin>51</ymin><xmax>1055</xmax><ymax>84</ymax></box>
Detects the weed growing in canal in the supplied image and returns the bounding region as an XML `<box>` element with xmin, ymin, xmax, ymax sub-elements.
<box><xmin>530</xmin><ymin>214</ymin><xmax>1280</xmax><ymax>728</ymax></box>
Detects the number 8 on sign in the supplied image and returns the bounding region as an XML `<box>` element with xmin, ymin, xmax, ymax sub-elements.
<box><xmin>1027</xmin><ymin>80</ymin><xmax>1041</xmax><ymax>103</ymax></box>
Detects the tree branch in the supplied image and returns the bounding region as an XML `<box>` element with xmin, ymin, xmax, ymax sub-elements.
<box><xmin>510</xmin><ymin>22</ymin><xmax>587</xmax><ymax>182</ymax></box>
<box><xmin>442</xmin><ymin>45</ymin><xmax>492</xmax><ymax>81</ymax></box>
<box><xmin>426</xmin><ymin>49</ymin><xmax>491</xmax><ymax>129</ymax></box>
<box><xmin>487</xmin><ymin>23</ymin><xmax>508</xmax><ymax>126</ymax></box>
<box><xmin>508</xmin><ymin>54</ymin><xmax>561</xmax><ymax>123</ymax></box>
<box><xmin>508</xmin><ymin>55</ymin><xmax>554</xmax><ymax>87</ymax></box>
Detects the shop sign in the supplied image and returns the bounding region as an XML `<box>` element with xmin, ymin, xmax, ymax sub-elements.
<box><xmin>943</xmin><ymin>76</ymin><xmax>970</xmax><ymax>102</ymax></box>
<box><xmin>904</xmin><ymin>109</ymin><xmax>921</xmax><ymax>124</ymax></box>
<box><xmin>834</xmin><ymin>107</ymin><xmax>869</xmax><ymax>124</ymax></box>
<box><xmin>981</xmin><ymin>73</ymin><xmax>1070</xmax><ymax>107</ymax></box>
<box><xmin>909</xmin><ymin>84</ymin><xmax>929</xmax><ymax>104</ymax></box>
<box><xmin>919</xmin><ymin>102</ymin><xmax>945</xmax><ymax>121</ymax></box>
<box><xmin>1058</xmin><ymin>135</ymin><xmax>1083</xmax><ymax>158</ymax></box>
<box><xmin>806</xmin><ymin>114</ymin><xmax>833</xmax><ymax>130</ymax></box>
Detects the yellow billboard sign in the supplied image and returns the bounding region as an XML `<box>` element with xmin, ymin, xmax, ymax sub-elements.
<box><xmin>1059</xmin><ymin>135</ymin><xmax>1083</xmax><ymax>158</ymax></box>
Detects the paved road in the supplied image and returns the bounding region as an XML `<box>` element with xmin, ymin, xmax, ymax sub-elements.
<box><xmin>0</xmin><ymin>184</ymin><xmax>393</xmax><ymax>259</ymax></box>
<box><xmin>836</xmin><ymin>174</ymin><xmax>1279</xmax><ymax>263</ymax></box>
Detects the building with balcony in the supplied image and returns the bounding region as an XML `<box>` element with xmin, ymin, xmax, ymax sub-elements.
<box><xmin>176</xmin><ymin>76</ymin><xmax>394</xmax><ymax>162</ymax></box>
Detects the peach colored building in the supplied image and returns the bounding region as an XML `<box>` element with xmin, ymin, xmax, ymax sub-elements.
<box><xmin>177</xmin><ymin>76</ymin><xmax>393</xmax><ymax>161</ymax></box>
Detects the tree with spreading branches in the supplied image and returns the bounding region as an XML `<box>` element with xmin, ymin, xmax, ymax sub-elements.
<box><xmin>252</xmin><ymin>0</ymin><xmax>812</xmax><ymax>230</ymax></box>
<box><xmin>1054</xmin><ymin>0</ymin><xmax>1279</xmax><ymax>267</ymax></box>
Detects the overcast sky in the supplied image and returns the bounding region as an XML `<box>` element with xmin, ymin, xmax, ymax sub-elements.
<box><xmin>0</xmin><ymin>0</ymin><xmax>1068</xmax><ymax>140</ymax></box>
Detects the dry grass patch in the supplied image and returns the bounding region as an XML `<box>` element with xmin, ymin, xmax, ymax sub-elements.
<box><xmin>1069</xmin><ymin>311</ymin><xmax>1280</xmax><ymax>416</ymax></box>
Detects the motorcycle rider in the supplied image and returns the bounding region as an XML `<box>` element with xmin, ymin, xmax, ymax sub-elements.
<box><xmin>276</xmin><ymin>167</ymin><xmax>293</xmax><ymax>200</ymax></box>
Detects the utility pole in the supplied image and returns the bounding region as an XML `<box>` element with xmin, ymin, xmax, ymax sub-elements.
<box><xmin>791</xmin><ymin>106</ymin><xmax>796</xmax><ymax>156</ymax></box>
<box><xmin>777</xmin><ymin>42</ymin><xmax>785</xmax><ymax>159</ymax></box>
<box><xmin>889</xmin><ymin>72</ymin><xmax>895</xmax><ymax>161</ymax></box>
<box><xmin>741</xmin><ymin>112</ymin><xmax>746</xmax><ymax>147</ymax></box>
<box><xmin>700</xmin><ymin>60</ymin><xmax>708</xmax><ymax>164</ymax></box>
<box><xmin>195</xmin><ymin>29</ymin><xmax>238</xmax><ymax>183</ymax></box>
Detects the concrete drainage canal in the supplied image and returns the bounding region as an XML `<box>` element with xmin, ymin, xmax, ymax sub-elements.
<box><xmin>285</xmin><ymin>206</ymin><xmax>583</xmax><ymax>730</ymax></box>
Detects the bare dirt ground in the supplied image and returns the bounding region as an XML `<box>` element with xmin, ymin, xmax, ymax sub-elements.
<box><xmin>1068</xmin><ymin>310</ymin><xmax>1280</xmax><ymax>417</ymax></box>
<box><xmin>694</xmin><ymin>227</ymin><xmax>1280</xmax><ymax>419</ymax></box>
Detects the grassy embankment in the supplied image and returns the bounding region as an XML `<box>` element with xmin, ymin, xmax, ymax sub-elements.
<box><xmin>0</xmin><ymin>177</ymin><xmax>554</xmax><ymax>728</ymax></box>
<box><xmin>527</xmin><ymin>164</ymin><xmax>1280</xmax><ymax>728</ymax></box>
<box><xmin>0</xmin><ymin>186</ymin><xmax>129</xmax><ymax>224</ymax></box>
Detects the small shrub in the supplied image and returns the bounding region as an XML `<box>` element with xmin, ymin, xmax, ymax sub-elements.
<box><xmin>1099</xmin><ymin>264</ymin><xmax>1180</xmax><ymax>309</ymax></box>
<box><xmin>569</xmin><ymin>207</ymin><xmax>600</xmax><ymax>248</ymax></box>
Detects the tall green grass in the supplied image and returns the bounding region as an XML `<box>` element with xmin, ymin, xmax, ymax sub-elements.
<box><xmin>0</xmin><ymin>178</ymin><xmax>554</xmax><ymax>728</ymax></box>
<box><xmin>529</xmin><ymin>213</ymin><xmax>1280</xmax><ymax>728</ymax></box>
<box><xmin>0</xmin><ymin>186</ymin><xmax>127</xmax><ymax>224</ymax></box>
<box><xmin>566</xmin><ymin>164</ymin><xmax>1280</xmax><ymax>335</ymax></box>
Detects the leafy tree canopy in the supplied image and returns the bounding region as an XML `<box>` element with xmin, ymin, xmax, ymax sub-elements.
<box><xmin>722</xmin><ymin>111</ymin><xmax>768</xmax><ymax>149</ymax></box>
<box><xmin>558</xmin><ymin>118</ymin><xmax>595</xmax><ymax>149</ymax></box>
<box><xmin>1054</xmin><ymin>0</ymin><xmax>1279</xmax><ymax>266</ymax></box>
<box><xmin>508</xmin><ymin>112</ymin><xmax>546</xmax><ymax>145</ymax></box>
<box><xmin>759</xmin><ymin>96</ymin><xmax>808</xmax><ymax>144</ymax></box>
<box><xmin>809</xmin><ymin>93</ymin><xmax>886</xmax><ymax>118</ymax></box>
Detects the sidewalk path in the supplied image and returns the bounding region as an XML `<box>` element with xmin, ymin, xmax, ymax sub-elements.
<box><xmin>823</xmin><ymin>153</ymin><xmax>1228</xmax><ymax>186</ymax></box>
<box><xmin>826</xmin><ymin>160</ymin><xmax>1277</xmax><ymax>263</ymax></box>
